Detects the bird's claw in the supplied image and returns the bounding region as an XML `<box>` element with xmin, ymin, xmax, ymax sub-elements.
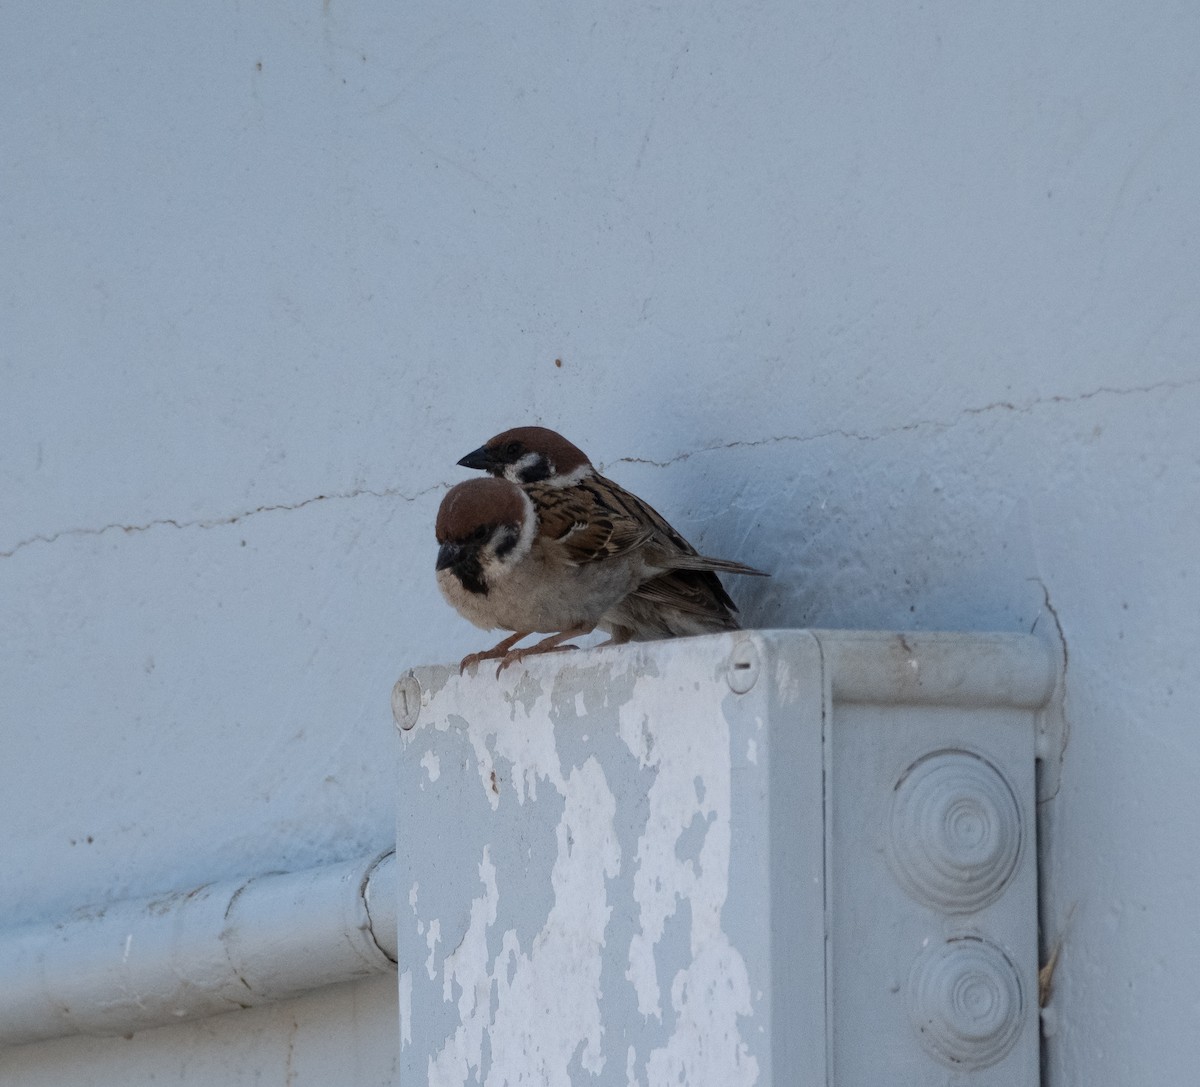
<box><xmin>494</xmin><ymin>643</ymin><xmax>580</xmax><ymax>678</ymax></box>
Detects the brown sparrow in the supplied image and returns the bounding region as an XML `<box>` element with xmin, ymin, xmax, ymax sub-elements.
<box><xmin>435</xmin><ymin>477</ymin><xmax>652</xmax><ymax>674</ymax></box>
<box><xmin>456</xmin><ymin>427</ymin><xmax>767</xmax><ymax>643</ymax></box>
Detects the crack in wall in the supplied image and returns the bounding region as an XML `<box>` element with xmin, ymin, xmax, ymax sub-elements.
<box><xmin>609</xmin><ymin>375</ymin><xmax>1199</xmax><ymax>470</ymax></box>
<box><xmin>0</xmin><ymin>482</ymin><xmax>447</xmax><ymax>560</ymax></box>
<box><xmin>1029</xmin><ymin>576</ymin><xmax>1069</xmax><ymax>807</ymax></box>
<box><xmin>6</xmin><ymin>375</ymin><xmax>1194</xmax><ymax>560</ymax></box>
<box><xmin>1032</xmin><ymin>579</ymin><xmax>1070</xmax><ymax>679</ymax></box>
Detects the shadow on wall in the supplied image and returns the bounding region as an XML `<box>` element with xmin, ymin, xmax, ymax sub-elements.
<box><xmin>638</xmin><ymin>428</ymin><xmax>1053</xmax><ymax>639</ymax></box>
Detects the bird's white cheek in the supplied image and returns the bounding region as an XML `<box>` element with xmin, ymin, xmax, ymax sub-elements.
<box><xmin>542</xmin><ymin>463</ymin><xmax>591</xmax><ymax>488</ymax></box>
<box><xmin>482</xmin><ymin>530</ymin><xmax>534</xmax><ymax>576</ymax></box>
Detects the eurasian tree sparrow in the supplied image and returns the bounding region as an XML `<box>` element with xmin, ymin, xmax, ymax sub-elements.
<box><xmin>456</xmin><ymin>427</ymin><xmax>767</xmax><ymax>643</ymax></box>
<box><xmin>436</xmin><ymin>477</ymin><xmax>652</xmax><ymax>674</ymax></box>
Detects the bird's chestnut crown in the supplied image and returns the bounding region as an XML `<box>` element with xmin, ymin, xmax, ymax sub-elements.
<box><xmin>458</xmin><ymin>426</ymin><xmax>591</xmax><ymax>485</ymax></box>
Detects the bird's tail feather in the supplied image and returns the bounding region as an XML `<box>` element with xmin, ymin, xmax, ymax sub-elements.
<box><xmin>662</xmin><ymin>553</ymin><xmax>769</xmax><ymax>577</ymax></box>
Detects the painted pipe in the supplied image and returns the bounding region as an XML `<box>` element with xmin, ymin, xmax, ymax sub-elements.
<box><xmin>0</xmin><ymin>849</ymin><xmax>397</xmax><ymax>1047</ymax></box>
<box><xmin>819</xmin><ymin>630</ymin><xmax>1059</xmax><ymax>707</ymax></box>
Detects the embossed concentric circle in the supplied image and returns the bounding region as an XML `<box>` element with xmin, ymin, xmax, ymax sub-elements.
<box><xmin>908</xmin><ymin>935</ymin><xmax>1025</xmax><ymax>1068</ymax></box>
<box><xmin>888</xmin><ymin>749</ymin><xmax>1022</xmax><ymax>913</ymax></box>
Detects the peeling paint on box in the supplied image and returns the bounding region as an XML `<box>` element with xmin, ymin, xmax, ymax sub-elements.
<box><xmin>424</xmin><ymin>695</ymin><xmax>624</xmax><ymax>1083</ymax></box>
<box><xmin>616</xmin><ymin>677</ymin><xmax>759</xmax><ymax>1086</ymax></box>
<box><xmin>421</xmin><ymin>775</ymin><xmax>619</xmax><ymax>1084</ymax></box>
<box><xmin>424</xmin><ymin>918</ymin><xmax>440</xmax><ymax>981</ymax></box>
<box><xmin>400</xmin><ymin>643</ymin><xmax>765</xmax><ymax>1086</ymax></box>
<box><xmin>429</xmin><ymin>848</ymin><xmax>499</xmax><ymax>1083</ymax></box>
<box><xmin>399</xmin><ymin>969</ymin><xmax>412</xmax><ymax>1048</ymax></box>
<box><xmin>645</xmin><ymin>940</ymin><xmax>758</xmax><ymax>1086</ymax></box>
<box><xmin>481</xmin><ymin>758</ymin><xmax>618</xmax><ymax>1081</ymax></box>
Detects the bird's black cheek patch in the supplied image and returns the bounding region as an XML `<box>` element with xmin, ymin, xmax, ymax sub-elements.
<box><xmin>493</xmin><ymin>527</ymin><xmax>519</xmax><ymax>560</ymax></box>
<box><xmin>517</xmin><ymin>458</ymin><xmax>552</xmax><ymax>484</ymax></box>
<box><xmin>452</xmin><ymin>555</ymin><xmax>489</xmax><ymax>596</ymax></box>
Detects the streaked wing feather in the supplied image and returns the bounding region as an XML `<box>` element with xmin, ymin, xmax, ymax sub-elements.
<box><xmin>593</xmin><ymin>474</ymin><xmax>699</xmax><ymax>555</ymax></box>
<box><xmin>559</xmin><ymin>518</ymin><xmax>654</xmax><ymax>563</ymax></box>
<box><xmin>630</xmin><ymin>570</ymin><xmax>740</xmax><ymax>618</ymax></box>
<box><xmin>594</xmin><ymin>474</ymin><xmax>768</xmax><ymax>577</ymax></box>
<box><xmin>657</xmin><ymin>552</ymin><xmax>769</xmax><ymax>577</ymax></box>
<box><xmin>529</xmin><ymin>481</ymin><xmax>652</xmax><ymax>564</ymax></box>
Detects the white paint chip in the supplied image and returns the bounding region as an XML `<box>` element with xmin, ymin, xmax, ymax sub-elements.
<box><xmin>400</xmin><ymin>969</ymin><xmax>413</xmax><ymax>1048</ymax></box>
<box><xmin>425</xmin><ymin>918</ymin><xmax>441</xmax><ymax>982</ymax></box>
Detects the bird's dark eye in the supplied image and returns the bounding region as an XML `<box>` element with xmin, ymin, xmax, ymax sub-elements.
<box><xmin>503</xmin><ymin>441</ymin><xmax>522</xmax><ymax>460</ymax></box>
<box><xmin>470</xmin><ymin>525</ymin><xmax>490</xmax><ymax>543</ymax></box>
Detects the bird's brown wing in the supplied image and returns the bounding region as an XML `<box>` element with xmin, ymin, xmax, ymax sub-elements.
<box><xmin>529</xmin><ymin>472</ymin><xmax>770</xmax><ymax>577</ymax></box>
<box><xmin>589</xmin><ymin>473</ymin><xmax>701</xmax><ymax>556</ymax></box>
<box><xmin>630</xmin><ymin>547</ymin><xmax>766</xmax><ymax>618</ymax></box>
<box><xmin>528</xmin><ymin>480</ymin><xmax>653</xmax><ymax>564</ymax></box>
<box><xmin>630</xmin><ymin>569</ymin><xmax>741</xmax><ymax>619</ymax></box>
<box><xmin>654</xmin><ymin>552</ymin><xmax>769</xmax><ymax>577</ymax></box>
<box><xmin>591</xmin><ymin>473</ymin><xmax>769</xmax><ymax>577</ymax></box>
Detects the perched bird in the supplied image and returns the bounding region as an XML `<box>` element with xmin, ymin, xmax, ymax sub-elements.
<box><xmin>456</xmin><ymin>426</ymin><xmax>767</xmax><ymax>644</ymax></box>
<box><xmin>435</xmin><ymin>477</ymin><xmax>651</xmax><ymax>674</ymax></box>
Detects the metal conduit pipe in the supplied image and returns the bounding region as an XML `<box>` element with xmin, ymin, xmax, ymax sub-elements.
<box><xmin>0</xmin><ymin>849</ymin><xmax>397</xmax><ymax>1048</ymax></box>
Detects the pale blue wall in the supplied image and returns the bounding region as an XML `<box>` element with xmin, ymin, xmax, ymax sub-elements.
<box><xmin>2</xmin><ymin>2</ymin><xmax>1197</xmax><ymax>1083</ymax></box>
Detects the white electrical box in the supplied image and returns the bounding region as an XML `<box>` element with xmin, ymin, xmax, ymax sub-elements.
<box><xmin>393</xmin><ymin>629</ymin><xmax>1059</xmax><ymax>1086</ymax></box>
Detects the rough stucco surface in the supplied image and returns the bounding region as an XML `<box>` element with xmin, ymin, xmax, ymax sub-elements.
<box><xmin>1</xmin><ymin>2</ymin><xmax>1197</xmax><ymax>1084</ymax></box>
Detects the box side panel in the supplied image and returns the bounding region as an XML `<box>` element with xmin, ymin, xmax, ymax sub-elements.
<box><xmin>828</xmin><ymin>702</ymin><xmax>1038</xmax><ymax>1086</ymax></box>
<box><xmin>763</xmin><ymin>633</ymin><xmax>829</xmax><ymax>1086</ymax></box>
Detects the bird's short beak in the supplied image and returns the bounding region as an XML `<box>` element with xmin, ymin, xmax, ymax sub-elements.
<box><xmin>436</xmin><ymin>542</ymin><xmax>463</xmax><ymax>571</ymax></box>
<box><xmin>457</xmin><ymin>445</ymin><xmax>494</xmax><ymax>472</ymax></box>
